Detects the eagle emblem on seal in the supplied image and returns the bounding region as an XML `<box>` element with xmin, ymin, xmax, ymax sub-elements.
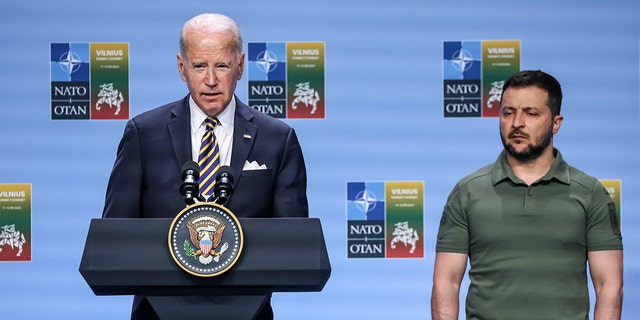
<box><xmin>185</xmin><ymin>215</ymin><xmax>228</xmax><ymax>265</ymax></box>
<box><xmin>169</xmin><ymin>203</ymin><xmax>243</xmax><ymax>277</ymax></box>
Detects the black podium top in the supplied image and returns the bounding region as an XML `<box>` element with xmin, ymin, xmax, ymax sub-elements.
<box><xmin>79</xmin><ymin>218</ymin><xmax>331</xmax><ymax>296</ymax></box>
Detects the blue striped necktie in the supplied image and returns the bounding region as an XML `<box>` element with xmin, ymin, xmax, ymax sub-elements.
<box><xmin>198</xmin><ymin>117</ymin><xmax>221</xmax><ymax>198</ymax></box>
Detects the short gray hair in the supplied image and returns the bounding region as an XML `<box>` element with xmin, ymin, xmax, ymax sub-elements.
<box><xmin>179</xmin><ymin>13</ymin><xmax>244</xmax><ymax>56</ymax></box>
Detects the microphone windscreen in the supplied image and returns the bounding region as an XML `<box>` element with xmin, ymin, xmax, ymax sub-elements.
<box><xmin>181</xmin><ymin>160</ymin><xmax>200</xmax><ymax>178</ymax></box>
<box><xmin>217</xmin><ymin>166</ymin><xmax>233</xmax><ymax>181</ymax></box>
<box><xmin>218</xmin><ymin>165</ymin><xmax>232</xmax><ymax>174</ymax></box>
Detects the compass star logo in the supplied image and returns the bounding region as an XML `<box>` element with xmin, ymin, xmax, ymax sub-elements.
<box><xmin>50</xmin><ymin>43</ymin><xmax>90</xmax><ymax>83</ymax></box>
<box><xmin>450</xmin><ymin>48</ymin><xmax>475</xmax><ymax>72</ymax></box>
<box><xmin>255</xmin><ymin>50</ymin><xmax>279</xmax><ymax>74</ymax></box>
<box><xmin>354</xmin><ymin>190</ymin><xmax>378</xmax><ymax>213</ymax></box>
<box><xmin>347</xmin><ymin>182</ymin><xmax>385</xmax><ymax>221</ymax></box>
<box><xmin>58</xmin><ymin>51</ymin><xmax>84</xmax><ymax>76</ymax></box>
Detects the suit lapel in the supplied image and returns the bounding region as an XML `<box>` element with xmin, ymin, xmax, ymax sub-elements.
<box><xmin>167</xmin><ymin>96</ymin><xmax>192</xmax><ymax>171</ymax></box>
<box><xmin>231</xmin><ymin>99</ymin><xmax>257</xmax><ymax>186</ymax></box>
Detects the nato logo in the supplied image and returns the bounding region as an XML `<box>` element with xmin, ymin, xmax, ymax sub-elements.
<box><xmin>347</xmin><ymin>182</ymin><xmax>385</xmax><ymax>221</ymax></box>
<box><xmin>443</xmin><ymin>40</ymin><xmax>520</xmax><ymax>118</ymax></box>
<box><xmin>248</xmin><ymin>42</ymin><xmax>287</xmax><ymax>117</ymax></box>
<box><xmin>248</xmin><ymin>42</ymin><xmax>286</xmax><ymax>81</ymax></box>
<box><xmin>443</xmin><ymin>41</ymin><xmax>482</xmax><ymax>117</ymax></box>
<box><xmin>51</xmin><ymin>43</ymin><xmax>90</xmax><ymax>82</ymax></box>
<box><xmin>50</xmin><ymin>42</ymin><xmax>130</xmax><ymax>120</ymax></box>
<box><xmin>50</xmin><ymin>43</ymin><xmax>90</xmax><ymax>119</ymax></box>
<box><xmin>443</xmin><ymin>41</ymin><xmax>481</xmax><ymax>80</ymax></box>
<box><xmin>347</xmin><ymin>182</ymin><xmax>385</xmax><ymax>258</ymax></box>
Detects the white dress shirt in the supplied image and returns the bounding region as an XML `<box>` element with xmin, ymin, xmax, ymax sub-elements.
<box><xmin>189</xmin><ymin>96</ymin><xmax>235</xmax><ymax>167</ymax></box>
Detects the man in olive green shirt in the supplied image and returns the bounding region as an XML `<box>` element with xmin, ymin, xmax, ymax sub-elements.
<box><xmin>431</xmin><ymin>70</ymin><xmax>623</xmax><ymax>320</ymax></box>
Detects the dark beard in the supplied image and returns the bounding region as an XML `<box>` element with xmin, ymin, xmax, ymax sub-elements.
<box><xmin>501</xmin><ymin>125</ymin><xmax>553</xmax><ymax>163</ymax></box>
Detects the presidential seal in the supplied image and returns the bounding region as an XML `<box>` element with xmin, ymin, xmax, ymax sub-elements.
<box><xmin>168</xmin><ymin>202</ymin><xmax>243</xmax><ymax>277</ymax></box>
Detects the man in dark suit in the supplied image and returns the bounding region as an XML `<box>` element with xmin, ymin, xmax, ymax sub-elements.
<box><xmin>101</xmin><ymin>13</ymin><xmax>308</xmax><ymax>320</ymax></box>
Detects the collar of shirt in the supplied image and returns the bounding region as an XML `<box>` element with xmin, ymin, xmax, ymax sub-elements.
<box><xmin>492</xmin><ymin>148</ymin><xmax>571</xmax><ymax>186</ymax></box>
<box><xmin>188</xmin><ymin>96</ymin><xmax>235</xmax><ymax>165</ymax></box>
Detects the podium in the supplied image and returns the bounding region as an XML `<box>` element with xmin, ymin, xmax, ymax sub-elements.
<box><xmin>79</xmin><ymin>217</ymin><xmax>331</xmax><ymax>319</ymax></box>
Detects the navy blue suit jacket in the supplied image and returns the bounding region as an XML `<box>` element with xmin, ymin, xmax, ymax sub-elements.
<box><xmin>102</xmin><ymin>95</ymin><xmax>308</xmax><ymax>219</ymax></box>
<box><xmin>101</xmin><ymin>96</ymin><xmax>308</xmax><ymax>319</ymax></box>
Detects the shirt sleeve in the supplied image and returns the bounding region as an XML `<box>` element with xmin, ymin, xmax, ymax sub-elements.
<box><xmin>586</xmin><ymin>180</ymin><xmax>623</xmax><ymax>251</ymax></box>
<box><xmin>435</xmin><ymin>184</ymin><xmax>470</xmax><ymax>253</ymax></box>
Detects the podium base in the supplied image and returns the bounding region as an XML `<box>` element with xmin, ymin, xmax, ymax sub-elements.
<box><xmin>147</xmin><ymin>295</ymin><xmax>269</xmax><ymax>319</ymax></box>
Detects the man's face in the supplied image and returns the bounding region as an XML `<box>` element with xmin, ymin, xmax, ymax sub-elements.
<box><xmin>177</xmin><ymin>30</ymin><xmax>244</xmax><ymax>117</ymax></box>
<box><xmin>499</xmin><ymin>86</ymin><xmax>563</xmax><ymax>162</ymax></box>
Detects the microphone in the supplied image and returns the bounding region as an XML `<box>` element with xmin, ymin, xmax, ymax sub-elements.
<box><xmin>179</xmin><ymin>161</ymin><xmax>201</xmax><ymax>205</ymax></box>
<box><xmin>213</xmin><ymin>166</ymin><xmax>234</xmax><ymax>206</ymax></box>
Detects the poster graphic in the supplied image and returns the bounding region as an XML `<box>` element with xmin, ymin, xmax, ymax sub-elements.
<box><xmin>443</xmin><ymin>40</ymin><xmax>520</xmax><ymax>117</ymax></box>
<box><xmin>600</xmin><ymin>179</ymin><xmax>622</xmax><ymax>224</ymax></box>
<box><xmin>347</xmin><ymin>181</ymin><xmax>424</xmax><ymax>258</ymax></box>
<box><xmin>248</xmin><ymin>42</ymin><xmax>325</xmax><ymax>119</ymax></box>
<box><xmin>385</xmin><ymin>181</ymin><xmax>424</xmax><ymax>258</ymax></box>
<box><xmin>50</xmin><ymin>42</ymin><xmax>129</xmax><ymax>120</ymax></box>
<box><xmin>0</xmin><ymin>184</ymin><xmax>31</xmax><ymax>262</ymax></box>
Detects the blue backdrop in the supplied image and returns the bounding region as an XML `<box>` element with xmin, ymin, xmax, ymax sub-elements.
<box><xmin>1</xmin><ymin>0</ymin><xmax>638</xmax><ymax>319</ymax></box>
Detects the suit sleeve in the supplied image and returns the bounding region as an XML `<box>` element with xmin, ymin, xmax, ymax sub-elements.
<box><xmin>272</xmin><ymin>127</ymin><xmax>309</xmax><ymax>218</ymax></box>
<box><xmin>102</xmin><ymin>119</ymin><xmax>144</xmax><ymax>218</ymax></box>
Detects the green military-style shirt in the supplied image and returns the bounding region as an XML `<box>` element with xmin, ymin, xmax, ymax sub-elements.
<box><xmin>436</xmin><ymin>149</ymin><xmax>622</xmax><ymax>320</ymax></box>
